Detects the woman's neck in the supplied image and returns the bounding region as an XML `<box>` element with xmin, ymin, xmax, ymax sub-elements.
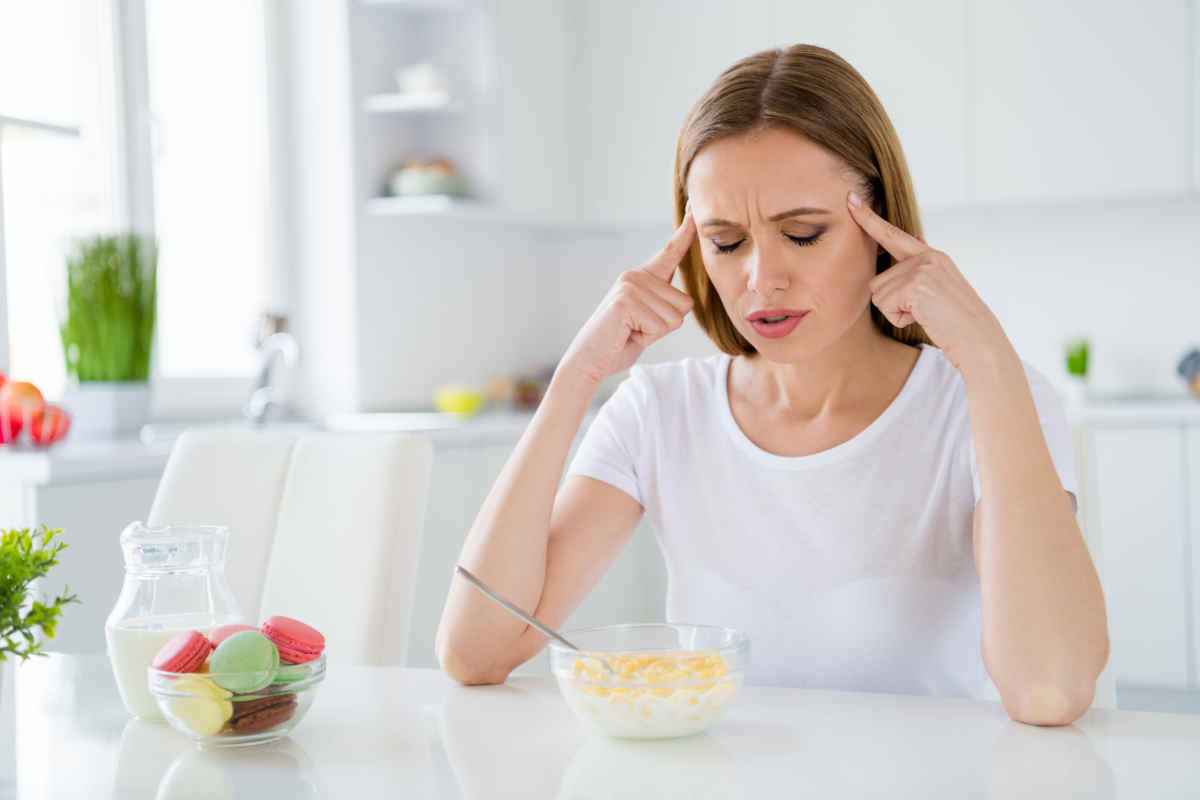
<box><xmin>734</xmin><ymin>313</ymin><xmax>919</xmax><ymax>423</ymax></box>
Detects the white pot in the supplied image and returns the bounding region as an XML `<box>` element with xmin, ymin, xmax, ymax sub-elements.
<box><xmin>60</xmin><ymin>382</ymin><xmax>152</xmax><ymax>440</ymax></box>
<box><xmin>1062</xmin><ymin>377</ymin><xmax>1091</xmax><ymax>408</ymax></box>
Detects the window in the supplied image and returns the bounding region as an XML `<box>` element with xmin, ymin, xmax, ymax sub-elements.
<box><xmin>0</xmin><ymin>0</ymin><xmax>121</xmax><ymax>399</ymax></box>
<box><xmin>0</xmin><ymin>0</ymin><xmax>284</xmax><ymax>412</ymax></box>
<box><xmin>143</xmin><ymin>0</ymin><xmax>276</xmax><ymax>379</ymax></box>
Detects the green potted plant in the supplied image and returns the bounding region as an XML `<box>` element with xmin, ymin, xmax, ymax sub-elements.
<box><xmin>58</xmin><ymin>233</ymin><xmax>157</xmax><ymax>439</ymax></box>
<box><xmin>0</xmin><ymin>526</ymin><xmax>79</xmax><ymax>699</ymax></box>
<box><xmin>1064</xmin><ymin>337</ymin><xmax>1091</xmax><ymax>406</ymax></box>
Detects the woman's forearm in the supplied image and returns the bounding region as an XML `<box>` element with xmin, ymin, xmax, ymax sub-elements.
<box><xmin>435</xmin><ymin>369</ymin><xmax>599</xmax><ymax>682</ymax></box>
<box><xmin>962</xmin><ymin>340</ymin><xmax>1109</xmax><ymax>725</ymax></box>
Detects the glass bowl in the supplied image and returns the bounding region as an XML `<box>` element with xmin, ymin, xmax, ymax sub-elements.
<box><xmin>548</xmin><ymin>623</ymin><xmax>750</xmax><ymax>740</ymax></box>
<box><xmin>148</xmin><ymin>653</ymin><xmax>325</xmax><ymax>746</ymax></box>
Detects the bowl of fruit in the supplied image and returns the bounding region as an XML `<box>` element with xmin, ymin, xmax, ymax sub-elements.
<box><xmin>0</xmin><ymin>376</ymin><xmax>70</xmax><ymax>447</ymax></box>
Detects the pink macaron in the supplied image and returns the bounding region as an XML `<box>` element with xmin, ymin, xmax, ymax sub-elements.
<box><xmin>260</xmin><ymin>615</ymin><xmax>325</xmax><ymax>664</ymax></box>
<box><xmin>152</xmin><ymin>629</ymin><xmax>213</xmax><ymax>673</ymax></box>
<box><xmin>208</xmin><ymin>623</ymin><xmax>257</xmax><ymax>648</ymax></box>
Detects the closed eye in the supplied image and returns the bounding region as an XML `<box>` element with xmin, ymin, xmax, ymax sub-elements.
<box><xmin>712</xmin><ymin>232</ymin><xmax>822</xmax><ymax>254</ymax></box>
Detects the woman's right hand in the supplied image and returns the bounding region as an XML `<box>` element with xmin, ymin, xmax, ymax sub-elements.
<box><xmin>557</xmin><ymin>205</ymin><xmax>698</xmax><ymax>387</ymax></box>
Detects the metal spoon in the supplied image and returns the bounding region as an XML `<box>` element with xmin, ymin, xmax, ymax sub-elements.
<box><xmin>453</xmin><ymin>564</ymin><xmax>620</xmax><ymax>679</ymax></box>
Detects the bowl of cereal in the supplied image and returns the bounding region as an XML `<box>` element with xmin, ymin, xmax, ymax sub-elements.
<box><xmin>548</xmin><ymin>623</ymin><xmax>749</xmax><ymax>740</ymax></box>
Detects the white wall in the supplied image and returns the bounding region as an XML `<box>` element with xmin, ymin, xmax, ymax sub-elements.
<box><xmin>314</xmin><ymin>0</ymin><xmax>1200</xmax><ymax>413</ymax></box>
<box><xmin>536</xmin><ymin>199</ymin><xmax>1200</xmax><ymax>403</ymax></box>
<box><xmin>353</xmin><ymin>217</ymin><xmax>564</xmax><ymax>410</ymax></box>
<box><xmin>284</xmin><ymin>0</ymin><xmax>361</xmax><ymax>419</ymax></box>
<box><xmin>923</xmin><ymin>197</ymin><xmax>1200</xmax><ymax>396</ymax></box>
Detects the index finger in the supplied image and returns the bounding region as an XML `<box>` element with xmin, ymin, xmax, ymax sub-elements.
<box><xmin>643</xmin><ymin>202</ymin><xmax>696</xmax><ymax>281</ymax></box>
<box><xmin>847</xmin><ymin>191</ymin><xmax>927</xmax><ymax>260</ymax></box>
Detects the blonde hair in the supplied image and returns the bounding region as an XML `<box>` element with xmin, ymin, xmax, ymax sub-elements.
<box><xmin>672</xmin><ymin>44</ymin><xmax>933</xmax><ymax>355</ymax></box>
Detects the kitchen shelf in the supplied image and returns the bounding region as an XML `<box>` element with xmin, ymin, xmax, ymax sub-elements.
<box><xmin>364</xmin><ymin>195</ymin><xmax>564</xmax><ymax>229</ymax></box>
<box><xmin>359</xmin><ymin>0</ymin><xmax>468</xmax><ymax>10</ymax></box>
<box><xmin>363</xmin><ymin>92</ymin><xmax>464</xmax><ymax>114</ymax></box>
<box><xmin>365</xmin><ymin>194</ymin><xmax>494</xmax><ymax>219</ymax></box>
<box><xmin>365</xmin><ymin>192</ymin><xmax>682</xmax><ymax>234</ymax></box>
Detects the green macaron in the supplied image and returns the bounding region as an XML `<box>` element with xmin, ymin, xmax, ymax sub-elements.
<box><xmin>270</xmin><ymin>662</ymin><xmax>311</xmax><ymax>686</ymax></box>
<box><xmin>209</xmin><ymin>630</ymin><xmax>279</xmax><ymax>692</ymax></box>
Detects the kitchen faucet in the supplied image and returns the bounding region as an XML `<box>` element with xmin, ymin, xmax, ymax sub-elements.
<box><xmin>244</xmin><ymin>329</ymin><xmax>299</xmax><ymax>426</ymax></box>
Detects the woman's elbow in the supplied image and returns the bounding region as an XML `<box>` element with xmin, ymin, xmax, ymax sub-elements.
<box><xmin>1001</xmin><ymin>680</ymin><xmax>1096</xmax><ymax>726</ymax></box>
<box><xmin>435</xmin><ymin>636</ymin><xmax>512</xmax><ymax>686</ymax></box>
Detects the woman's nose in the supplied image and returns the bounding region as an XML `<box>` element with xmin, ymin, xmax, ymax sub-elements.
<box><xmin>746</xmin><ymin>250</ymin><xmax>790</xmax><ymax>298</ymax></box>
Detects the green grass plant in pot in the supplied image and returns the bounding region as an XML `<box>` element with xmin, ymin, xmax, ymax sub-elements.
<box><xmin>0</xmin><ymin>526</ymin><xmax>79</xmax><ymax>702</ymax></box>
<box><xmin>59</xmin><ymin>233</ymin><xmax>157</xmax><ymax>439</ymax></box>
<box><xmin>1063</xmin><ymin>337</ymin><xmax>1090</xmax><ymax>407</ymax></box>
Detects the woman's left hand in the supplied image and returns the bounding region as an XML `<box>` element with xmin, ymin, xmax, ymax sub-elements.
<box><xmin>847</xmin><ymin>190</ymin><xmax>1009</xmax><ymax>373</ymax></box>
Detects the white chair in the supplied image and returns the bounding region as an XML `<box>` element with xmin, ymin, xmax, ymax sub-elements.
<box><xmin>148</xmin><ymin>430</ymin><xmax>298</xmax><ymax>621</ymax></box>
<box><xmin>258</xmin><ymin>433</ymin><xmax>433</xmax><ymax>665</ymax></box>
<box><xmin>148</xmin><ymin>430</ymin><xmax>433</xmax><ymax>666</ymax></box>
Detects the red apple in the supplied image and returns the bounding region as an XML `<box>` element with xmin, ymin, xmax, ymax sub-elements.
<box><xmin>1</xmin><ymin>380</ymin><xmax>44</xmax><ymax>416</ymax></box>
<box><xmin>0</xmin><ymin>407</ymin><xmax>20</xmax><ymax>444</ymax></box>
<box><xmin>29</xmin><ymin>404</ymin><xmax>70</xmax><ymax>446</ymax></box>
<box><xmin>0</xmin><ymin>381</ymin><xmax>44</xmax><ymax>445</ymax></box>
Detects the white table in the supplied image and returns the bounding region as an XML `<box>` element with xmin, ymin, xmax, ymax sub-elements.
<box><xmin>2</xmin><ymin>654</ymin><xmax>1198</xmax><ymax>798</ymax></box>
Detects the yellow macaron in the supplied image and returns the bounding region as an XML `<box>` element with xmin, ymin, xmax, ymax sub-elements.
<box><xmin>167</xmin><ymin>674</ymin><xmax>234</xmax><ymax>736</ymax></box>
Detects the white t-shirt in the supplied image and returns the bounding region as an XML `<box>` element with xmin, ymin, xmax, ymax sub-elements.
<box><xmin>565</xmin><ymin>342</ymin><xmax>1078</xmax><ymax>700</ymax></box>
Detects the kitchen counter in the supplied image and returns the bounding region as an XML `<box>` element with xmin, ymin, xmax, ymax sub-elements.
<box><xmin>324</xmin><ymin>408</ymin><xmax>600</xmax><ymax>446</ymax></box>
<box><xmin>4</xmin><ymin>391</ymin><xmax>1192</xmax><ymax>487</ymax></box>
<box><xmin>1066</xmin><ymin>395</ymin><xmax>1200</xmax><ymax>426</ymax></box>
<box><xmin>0</xmin><ymin>435</ymin><xmax>176</xmax><ymax>485</ymax></box>
<box><xmin>0</xmin><ymin>409</ymin><xmax>599</xmax><ymax>487</ymax></box>
<box><xmin>3</xmin><ymin>653</ymin><xmax>1199</xmax><ymax>798</ymax></box>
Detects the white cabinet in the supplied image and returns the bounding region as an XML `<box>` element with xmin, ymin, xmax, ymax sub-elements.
<box><xmin>969</xmin><ymin>0</ymin><xmax>1192</xmax><ymax>205</ymax></box>
<box><xmin>491</xmin><ymin>0</ymin><xmax>576</xmax><ymax>223</ymax></box>
<box><xmin>559</xmin><ymin>0</ymin><xmax>1196</xmax><ymax>224</ymax></box>
<box><xmin>770</xmin><ymin>0</ymin><xmax>970</xmax><ymax>210</ymax></box>
<box><xmin>1089</xmin><ymin>426</ymin><xmax>1191</xmax><ymax>689</ymax></box>
<box><xmin>1189</xmin><ymin>426</ymin><xmax>1200</xmax><ymax>684</ymax></box>
<box><xmin>3</xmin><ymin>478</ymin><xmax>162</xmax><ymax>654</ymax></box>
<box><xmin>572</xmin><ymin>0</ymin><xmax>774</xmax><ymax>227</ymax></box>
<box><xmin>1195</xmin><ymin>1</ymin><xmax>1200</xmax><ymax>192</ymax></box>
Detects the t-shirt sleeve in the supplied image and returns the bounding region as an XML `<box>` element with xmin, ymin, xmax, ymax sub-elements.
<box><xmin>564</xmin><ymin>366</ymin><xmax>650</xmax><ymax>507</ymax></box>
<box><xmin>968</xmin><ymin>361</ymin><xmax>1079</xmax><ymax>514</ymax></box>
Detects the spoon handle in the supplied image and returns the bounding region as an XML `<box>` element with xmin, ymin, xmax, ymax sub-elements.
<box><xmin>454</xmin><ymin>565</ymin><xmax>581</xmax><ymax>652</ymax></box>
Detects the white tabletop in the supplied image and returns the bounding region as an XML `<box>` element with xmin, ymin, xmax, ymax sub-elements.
<box><xmin>2</xmin><ymin>654</ymin><xmax>1198</xmax><ymax>798</ymax></box>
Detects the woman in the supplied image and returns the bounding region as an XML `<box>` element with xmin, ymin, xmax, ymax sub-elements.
<box><xmin>436</xmin><ymin>44</ymin><xmax>1108</xmax><ymax>726</ymax></box>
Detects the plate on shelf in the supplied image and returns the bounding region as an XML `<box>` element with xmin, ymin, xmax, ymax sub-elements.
<box><xmin>366</xmin><ymin>194</ymin><xmax>478</xmax><ymax>216</ymax></box>
<box><xmin>363</xmin><ymin>92</ymin><xmax>463</xmax><ymax>113</ymax></box>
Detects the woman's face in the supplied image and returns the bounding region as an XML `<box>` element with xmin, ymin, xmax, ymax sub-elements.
<box><xmin>686</xmin><ymin>126</ymin><xmax>880</xmax><ymax>359</ymax></box>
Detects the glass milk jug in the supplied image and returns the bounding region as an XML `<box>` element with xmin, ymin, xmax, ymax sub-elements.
<box><xmin>104</xmin><ymin>522</ymin><xmax>243</xmax><ymax>719</ymax></box>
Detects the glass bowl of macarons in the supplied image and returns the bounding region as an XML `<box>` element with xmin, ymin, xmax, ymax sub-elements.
<box><xmin>147</xmin><ymin>615</ymin><xmax>326</xmax><ymax>746</ymax></box>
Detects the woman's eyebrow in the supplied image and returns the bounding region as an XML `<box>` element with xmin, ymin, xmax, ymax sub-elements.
<box><xmin>701</xmin><ymin>207</ymin><xmax>831</xmax><ymax>227</ymax></box>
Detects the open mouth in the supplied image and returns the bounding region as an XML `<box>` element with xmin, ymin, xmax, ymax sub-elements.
<box><xmin>747</xmin><ymin>311</ymin><xmax>808</xmax><ymax>338</ymax></box>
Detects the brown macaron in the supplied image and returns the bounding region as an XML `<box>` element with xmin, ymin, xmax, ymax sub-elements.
<box><xmin>225</xmin><ymin>693</ymin><xmax>298</xmax><ymax>734</ymax></box>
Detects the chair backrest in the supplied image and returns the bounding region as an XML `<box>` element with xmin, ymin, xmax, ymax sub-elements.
<box><xmin>147</xmin><ymin>430</ymin><xmax>299</xmax><ymax>621</ymax></box>
<box><xmin>148</xmin><ymin>429</ymin><xmax>433</xmax><ymax>666</ymax></box>
<box><xmin>258</xmin><ymin>433</ymin><xmax>433</xmax><ymax>665</ymax></box>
